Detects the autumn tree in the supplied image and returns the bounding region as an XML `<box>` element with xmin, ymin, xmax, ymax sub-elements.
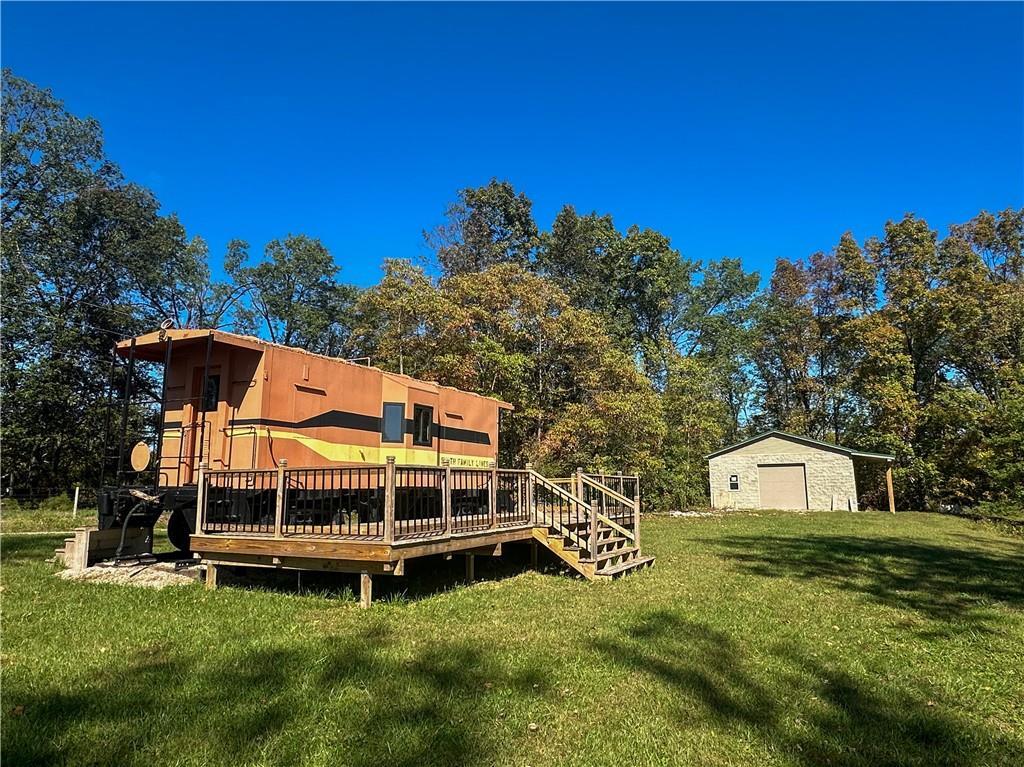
<box><xmin>424</xmin><ymin>179</ymin><xmax>540</xmax><ymax>276</ymax></box>
<box><xmin>538</xmin><ymin>205</ymin><xmax>693</xmax><ymax>382</ymax></box>
<box><xmin>0</xmin><ymin>71</ymin><xmax>212</xmax><ymax>492</ymax></box>
<box><xmin>670</xmin><ymin>257</ymin><xmax>761</xmax><ymax>440</ymax></box>
<box><xmin>752</xmin><ymin>259</ymin><xmax>820</xmax><ymax>434</ymax></box>
<box><xmin>229</xmin><ymin>234</ymin><xmax>357</xmax><ymax>356</ymax></box>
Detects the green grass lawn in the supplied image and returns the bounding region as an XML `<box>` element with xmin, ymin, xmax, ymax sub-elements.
<box><xmin>2</xmin><ymin>511</ymin><xmax>1022</xmax><ymax>766</ymax></box>
<box><xmin>1</xmin><ymin>496</ymin><xmax>166</xmax><ymax>535</ymax></box>
<box><xmin>0</xmin><ymin>496</ymin><xmax>97</xmax><ymax>534</ymax></box>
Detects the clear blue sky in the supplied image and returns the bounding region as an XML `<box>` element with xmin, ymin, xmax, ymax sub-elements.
<box><xmin>3</xmin><ymin>2</ymin><xmax>1022</xmax><ymax>286</ymax></box>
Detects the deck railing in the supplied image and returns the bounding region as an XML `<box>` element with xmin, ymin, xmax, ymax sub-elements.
<box><xmin>203</xmin><ymin>469</ymin><xmax>278</xmax><ymax>535</ymax></box>
<box><xmin>284</xmin><ymin>465</ymin><xmax>386</xmax><ymax>539</ymax></box>
<box><xmin>194</xmin><ymin>459</ymin><xmax>638</xmax><ymax>553</ymax></box>
<box><xmin>496</xmin><ymin>470</ymin><xmax>530</xmax><ymax>527</ymax></box>
<box><xmin>394</xmin><ymin>466</ymin><xmax>445</xmax><ymax>539</ymax></box>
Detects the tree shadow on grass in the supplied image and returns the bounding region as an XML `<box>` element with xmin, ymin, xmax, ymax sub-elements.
<box><xmin>4</xmin><ymin>622</ymin><xmax>547</xmax><ymax>767</ymax></box>
<box><xmin>596</xmin><ymin>611</ymin><xmax>777</xmax><ymax>730</ymax></box>
<box><xmin>593</xmin><ymin>610</ymin><xmax>1023</xmax><ymax>767</ymax></box>
<box><xmin>710</xmin><ymin>534</ymin><xmax>1024</xmax><ymax>636</ymax></box>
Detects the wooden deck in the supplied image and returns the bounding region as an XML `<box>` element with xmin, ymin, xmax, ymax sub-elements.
<box><xmin>191</xmin><ymin>460</ymin><xmax>654</xmax><ymax>604</ymax></box>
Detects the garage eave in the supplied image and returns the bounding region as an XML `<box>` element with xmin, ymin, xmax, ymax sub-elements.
<box><xmin>847</xmin><ymin>449</ymin><xmax>895</xmax><ymax>462</ymax></box>
<box><xmin>705</xmin><ymin>430</ymin><xmax>894</xmax><ymax>461</ymax></box>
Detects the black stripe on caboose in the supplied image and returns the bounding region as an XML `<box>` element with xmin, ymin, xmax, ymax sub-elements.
<box><xmin>228</xmin><ymin>410</ymin><xmax>491</xmax><ymax>445</ymax></box>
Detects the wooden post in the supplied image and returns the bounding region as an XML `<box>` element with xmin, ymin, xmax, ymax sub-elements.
<box><xmin>72</xmin><ymin>527</ymin><xmax>90</xmax><ymax>572</ymax></box>
<box><xmin>489</xmin><ymin>460</ymin><xmax>498</xmax><ymax>529</ymax></box>
<box><xmin>442</xmin><ymin>458</ymin><xmax>452</xmax><ymax>537</ymax></box>
<box><xmin>72</xmin><ymin>485</ymin><xmax>80</xmax><ymax>518</ymax></box>
<box><xmin>384</xmin><ymin>456</ymin><xmax>397</xmax><ymax>543</ymax></box>
<box><xmin>359</xmin><ymin>572</ymin><xmax>373</xmax><ymax>608</ymax></box>
<box><xmin>886</xmin><ymin>463</ymin><xmax>896</xmax><ymax>515</ymax></box>
<box><xmin>530</xmin><ymin>540</ymin><xmax>538</xmax><ymax>569</ymax></box>
<box><xmin>525</xmin><ymin>462</ymin><xmax>536</xmax><ymax>524</ymax></box>
<box><xmin>274</xmin><ymin>459</ymin><xmax>288</xmax><ymax>538</ymax></box>
<box><xmin>589</xmin><ymin>501</ymin><xmax>599</xmax><ymax>562</ymax></box>
<box><xmin>465</xmin><ymin>553</ymin><xmax>475</xmax><ymax>582</ymax></box>
<box><xmin>195</xmin><ymin>461</ymin><xmax>209</xmax><ymax>536</ymax></box>
<box><xmin>575</xmin><ymin>466</ymin><xmax>584</xmax><ymax>500</ymax></box>
<box><xmin>633</xmin><ymin>470</ymin><xmax>642</xmax><ymax>549</ymax></box>
<box><xmin>633</xmin><ymin>497</ymin><xmax>641</xmax><ymax>550</ymax></box>
<box><xmin>205</xmin><ymin>562</ymin><xmax>218</xmax><ymax>590</ymax></box>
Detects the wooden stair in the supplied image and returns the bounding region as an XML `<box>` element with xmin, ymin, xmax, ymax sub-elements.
<box><xmin>529</xmin><ymin>469</ymin><xmax>654</xmax><ymax>580</ymax></box>
<box><xmin>532</xmin><ymin>520</ymin><xmax>653</xmax><ymax>579</ymax></box>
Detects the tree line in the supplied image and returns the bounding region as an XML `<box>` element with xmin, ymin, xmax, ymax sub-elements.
<box><xmin>3</xmin><ymin>71</ymin><xmax>1021</xmax><ymax>511</ymax></box>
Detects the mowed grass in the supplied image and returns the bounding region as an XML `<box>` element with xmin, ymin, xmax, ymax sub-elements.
<box><xmin>2</xmin><ymin>512</ymin><xmax>1023</xmax><ymax>767</ymax></box>
<box><xmin>1</xmin><ymin>497</ymin><xmax>166</xmax><ymax>535</ymax></box>
<box><xmin>0</xmin><ymin>496</ymin><xmax>97</xmax><ymax>535</ymax></box>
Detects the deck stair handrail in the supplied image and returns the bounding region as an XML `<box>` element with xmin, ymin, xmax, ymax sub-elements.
<box><xmin>527</xmin><ymin>468</ymin><xmax>597</xmax><ymax>559</ymax></box>
<box><xmin>581</xmin><ymin>475</ymin><xmax>635</xmax><ymax>509</ymax></box>
<box><xmin>580</xmin><ymin>475</ymin><xmax>636</xmax><ymax>540</ymax></box>
<box><xmin>578</xmin><ymin>471</ymin><xmax>640</xmax><ymax>547</ymax></box>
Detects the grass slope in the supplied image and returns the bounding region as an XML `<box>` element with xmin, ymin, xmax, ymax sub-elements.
<box><xmin>2</xmin><ymin>512</ymin><xmax>1022</xmax><ymax>766</ymax></box>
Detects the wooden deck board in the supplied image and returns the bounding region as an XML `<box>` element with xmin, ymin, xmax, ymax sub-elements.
<box><xmin>189</xmin><ymin>523</ymin><xmax>535</xmax><ymax>571</ymax></box>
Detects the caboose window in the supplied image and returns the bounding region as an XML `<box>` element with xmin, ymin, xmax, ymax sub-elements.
<box><xmin>382</xmin><ymin>403</ymin><xmax>404</xmax><ymax>443</ymax></box>
<box><xmin>202</xmin><ymin>375</ymin><xmax>220</xmax><ymax>411</ymax></box>
<box><xmin>413</xmin><ymin>404</ymin><xmax>433</xmax><ymax>446</ymax></box>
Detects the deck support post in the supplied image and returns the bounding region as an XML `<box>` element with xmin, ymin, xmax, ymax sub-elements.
<box><xmin>360</xmin><ymin>572</ymin><xmax>373</xmax><ymax>608</ymax></box>
<box><xmin>465</xmin><ymin>553</ymin><xmax>475</xmax><ymax>582</ymax></box>
<box><xmin>442</xmin><ymin>459</ymin><xmax>452</xmax><ymax>537</ymax></box>
<box><xmin>205</xmin><ymin>562</ymin><xmax>218</xmax><ymax>590</ymax></box>
<box><xmin>525</xmin><ymin>462</ymin><xmax>536</xmax><ymax>524</ymax></box>
<box><xmin>530</xmin><ymin>540</ymin><xmax>538</xmax><ymax>569</ymax></box>
<box><xmin>274</xmin><ymin>459</ymin><xmax>288</xmax><ymax>538</ymax></box>
<box><xmin>384</xmin><ymin>456</ymin><xmax>396</xmax><ymax>543</ymax></box>
<box><xmin>886</xmin><ymin>463</ymin><xmax>896</xmax><ymax>515</ymax></box>
<box><xmin>489</xmin><ymin>460</ymin><xmax>498</xmax><ymax>529</ymax></box>
<box><xmin>195</xmin><ymin>462</ymin><xmax>209</xmax><ymax>536</ymax></box>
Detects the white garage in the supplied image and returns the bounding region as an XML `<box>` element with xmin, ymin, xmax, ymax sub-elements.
<box><xmin>706</xmin><ymin>431</ymin><xmax>895</xmax><ymax>512</ymax></box>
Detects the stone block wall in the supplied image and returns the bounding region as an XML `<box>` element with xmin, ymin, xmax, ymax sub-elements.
<box><xmin>709</xmin><ymin>450</ymin><xmax>858</xmax><ymax>511</ymax></box>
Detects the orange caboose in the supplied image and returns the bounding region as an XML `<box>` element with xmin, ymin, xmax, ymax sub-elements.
<box><xmin>118</xmin><ymin>329</ymin><xmax>512</xmax><ymax>484</ymax></box>
<box><xmin>99</xmin><ymin>329</ymin><xmax>511</xmax><ymax>545</ymax></box>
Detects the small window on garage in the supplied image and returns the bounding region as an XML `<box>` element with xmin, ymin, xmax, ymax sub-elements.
<box><xmin>382</xmin><ymin>403</ymin><xmax>404</xmax><ymax>443</ymax></box>
<box><xmin>729</xmin><ymin>474</ymin><xmax>740</xmax><ymax>491</ymax></box>
<box><xmin>413</xmin><ymin>404</ymin><xmax>434</xmax><ymax>446</ymax></box>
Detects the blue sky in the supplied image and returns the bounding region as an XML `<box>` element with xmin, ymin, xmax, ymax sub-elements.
<box><xmin>3</xmin><ymin>2</ymin><xmax>1022</xmax><ymax>287</ymax></box>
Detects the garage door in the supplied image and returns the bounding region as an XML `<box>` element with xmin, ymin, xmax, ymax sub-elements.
<box><xmin>758</xmin><ymin>464</ymin><xmax>807</xmax><ymax>510</ymax></box>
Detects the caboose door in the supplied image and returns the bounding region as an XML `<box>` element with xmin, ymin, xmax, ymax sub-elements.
<box><xmin>182</xmin><ymin>366</ymin><xmax>222</xmax><ymax>483</ymax></box>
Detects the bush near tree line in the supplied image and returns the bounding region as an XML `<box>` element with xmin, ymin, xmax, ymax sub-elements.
<box><xmin>2</xmin><ymin>70</ymin><xmax>1022</xmax><ymax>512</ymax></box>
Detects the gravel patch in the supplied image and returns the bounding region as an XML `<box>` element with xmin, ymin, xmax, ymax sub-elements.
<box><xmin>57</xmin><ymin>560</ymin><xmax>203</xmax><ymax>589</ymax></box>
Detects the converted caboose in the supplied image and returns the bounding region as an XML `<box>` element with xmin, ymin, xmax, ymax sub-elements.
<box><xmin>128</xmin><ymin>328</ymin><xmax>508</xmax><ymax>485</ymax></box>
<box><xmin>91</xmin><ymin>328</ymin><xmax>652</xmax><ymax>601</ymax></box>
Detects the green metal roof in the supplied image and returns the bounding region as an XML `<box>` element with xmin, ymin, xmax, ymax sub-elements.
<box><xmin>705</xmin><ymin>430</ymin><xmax>895</xmax><ymax>462</ymax></box>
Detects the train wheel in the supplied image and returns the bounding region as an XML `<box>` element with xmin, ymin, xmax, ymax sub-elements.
<box><xmin>167</xmin><ymin>508</ymin><xmax>192</xmax><ymax>552</ymax></box>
